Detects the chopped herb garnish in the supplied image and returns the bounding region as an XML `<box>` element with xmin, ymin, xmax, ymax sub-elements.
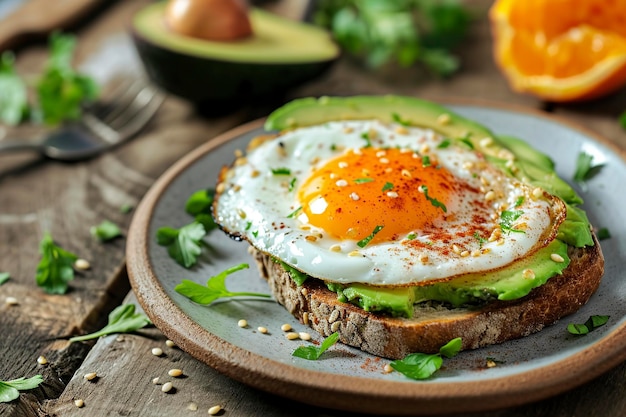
<box><xmin>357</xmin><ymin>225</ymin><xmax>384</xmax><ymax>248</ymax></box>
<box><xmin>567</xmin><ymin>315</ymin><xmax>609</xmax><ymax>335</ymax></box>
<box><xmin>156</xmin><ymin>221</ymin><xmax>206</xmax><ymax>268</ymax></box>
<box><xmin>514</xmin><ymin>196</ymin><xmax>525</xmax><ymax>207</ymax></box>
<box><xmin>473</xmin><ymin>231</ymin><xmax>486</xmax><ymax>248</ymax></box>
<box><xmin>597</xmin><ymin>227</ymin><xmax>611</xmax><ymax>240</ymax></box>
<box><xmin>0</xmin><ymin>375</ymin><xmax>43</xmax><ymax>403</ymax></box>
<box><xmin>0</xmin><ymin>272</ymin><xmax>9</xmax><ymax>286</ymax></box>
<box><xmin>252</xmin><ymin>230</ymin><xmax>259</xmax><ymax>238</ymax></box>
<box><xmin>245</xmin><ymin>221</ymin><xmax>252</xmax><ymax>231</ymax></box>
<box><xmin>392</xmin><ymin>112</ymin><xmax>410</xmax><ymax>126</ymax></box>
<box><xmin>288</xmin><ymin>177</ymin><xmax>297</xmax><ymax>191</ymax></box>
<box><xmin>390</xmin><ymin>337</ymin><xmax>462</xmax><ymax>380</ymax></box>
<box><xmin>330</xmin><ymin>143</ymin><xmax>337</xmax><ymax>151</ymax></box>
<box><xmin>185</xmin><ymin>189</ymin><xmax>215</xmax><ymax>216</ymax></box>
<box><xmin>120</xmin><ymin>203</ymin><xmax>133</xmax><ymax>214</ymax></box>
<box><xmin>293</xmin><ymin>332</ymin><xmax>340</xmax><ymax>360</ymax></box>
<box><xmin>36</xmin><ymin>232</ymin><xmax>78</xmax><ymax>294</ymax></box>
<box><xmin>90</xmin><ymin>220</ymin><xmax>122</xmax><ymax>242</ymax></box>
<box><xmin>437</xmin><ymin>138</ymin><xmax>452</xmax><ymax>149</ymax></box>
<box><xmin>573</xmin><ymin>151</ymin><xmax>604</xmax><ymax>185</ymax></box>
<box><xmin>354</xmin><ymin>177</ymin><xmax>374</xmax><ymax>184</ymax></box>
<box><xmin>69</xmin><ymin>303</ymin><xmax>152</xmax><ymax>342</ymax></box>
<box><xmin>271</xmin><ymin>167</ymin><xmax>291</xmax><ymax>175</ymax></box>
<box><xmin>419</xmin><ymin>185</ymin><xmax>447</xmax><ymax>213</ymax></box>
<box><xmin>458</xmin><ymin>134</ymin><xmax>474</xmax><ymax>149</ymax></box>
<box><xmin>620</xmin><ymin>111</ymin><xmax>626</xmax><ymax>130</ymax></box>
<box><xmin>175</xmin><ymin>263</ymin><xmax>270</xmax><ymax>305</ymax></box>
<box><xmin>287</xmin><ymin>206</ymin><xmax>302</xmax><ymax>218</ymax></box>
<box><xmin>382</xmin><ymin>182</ymin><xmax>394</xmax><ymax>192</ymax></box>
<box><xmin>422</xmin><ymin>155</ymin><xmax>431</xmax><ymax>167</ymax></box>
<box><xmin>499</xmin><ymin>210</ymin><xmax>525</xmax><ymax>234</ymax></box>
<box><xmin>361</xmin><ymin>131</ymin><xmax>372</xmax><ymax>148</ymax></box>
<box><xmin>0</xmin><ymin>52</ymin><xmax>29</xmax><ymax>125</ymax></box>
<box><xmin>407</xmin><ymin>232</ymin><xmax>417</xmax><ymax>240</ymax></box>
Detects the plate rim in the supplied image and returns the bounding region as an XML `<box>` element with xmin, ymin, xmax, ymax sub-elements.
<box><xmin>127</xmin><ymin>100</ymin><xmax>626</xmax><ymax>415</ymax></box>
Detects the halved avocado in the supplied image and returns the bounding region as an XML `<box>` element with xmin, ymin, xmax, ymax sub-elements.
<box><xmin>131</xmin><ymin>3</ymin><xmax>339</xmax><ymax>112</ymax></box>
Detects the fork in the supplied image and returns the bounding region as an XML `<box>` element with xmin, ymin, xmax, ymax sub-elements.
<box><xmin>0</xmin><ymin>79</ymin><xmax>164</xmax><ymax>161</ymax></box>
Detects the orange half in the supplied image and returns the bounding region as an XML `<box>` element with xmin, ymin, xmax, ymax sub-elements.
<box><xmin>490</xmin><ymin>0</ymin><xmax>626</xmax><ymax>101</ymax></box>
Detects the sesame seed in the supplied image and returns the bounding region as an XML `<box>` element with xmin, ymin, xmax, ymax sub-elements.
<box><xmin>151</xmin><ymin>347</ymin><xmax>163</xmax><ymax>357</ymax></box>
<box><xmin>237</xmin><ymin>319</ymin><xmax>248</xmax><ymax>328</ymax></box>
<box><xmin>551</xmin><ymin>253</ymin><xmax>565</xmax><ymax>263</ymax></box>
<box><xmin>208</xmin><ymin>405</ymin><xmax>222</xmax><ymax>415</ymax></box>
<box><xmin>168</xmin><ymin>369</ymin><xmax>184</xmax><ymax>377</ymax></box>
<box><xmin>250</xmin><ymin>170</ymin><xmax>260</xmax><ymax>178</ymax></box>
<box><xmin>480</xmin><ymin>176</ymin><xmax>490</xmax><ymax>186</ymax></box>
<box><xmin>335</xmin><ymin>179</ymin><xmax>348</xmax><ymax>187</ymax></box>
<box><xmin>216</xmin><ymin>183</ymin><xmax>226</xmax><ymax>193</ymax></box>
<box><xmin>83</xmin><ymin>372</ymin><xmax>97</xmax><ymax>381</ymax></box>
<box><xmin>462</xmin><ymin>161</ymin><xmax>474</xmax><ymax>170</ymax></box>
<box><xmin>420</xmin><ymin>144</ymin><xmax>430</xmax><ymax>154</ymax></box>
<box><xmin>368</xmin><ymin>128</ymin><xmax>378</xmax><ymax>139</ymax></box>
<box><xmin>161</xmin><ymin>382</ymin><xmax>173</xmax><ymax>393</ymax></box>
<box><xmin>233</xmin><ymin>184</ymin><xmax>241</xmax><ymax>192</ymax></box>
<box><xmin>348</xmin><ymin>250</ymin><xmax>362</xmax><ymax>257</ymax></box>
<box><xmin>419</xmin><ymin>255</ymin><xmax>429</xmax><ymax>263</ymax></box>
<box><xmin>188</xmin><ymin>403</ymin><xmax>198</xmax><ymax>411</ymax></box>
<box><xmin>498</xmin><ymin>149</ymin><xmax>515</xmax><ymax>160</ymax></box>
<box><xmin>299</xmin><ymin>332</ymin><xmax>311</xmax><ymax>341</ymax></box>
<box><xmin>5</xmin><ymin>296</ymin><xmax>18</xmax><ymax>306</ymax></box>
<box><xmin>532</xmin><ymin>187</ymin><xmax>544</xmax><ymax>199</ymax></box>
<box><xmin>236</xmin><ymin>209</ymin><xmax>247</xmax><ymax>219</ymax></box>
<box><xmin>235</xmin><ymin>157</ymin><xmax>247</xmax><ymax>166</ymax></box>
<box><xmin>395</xmin><ymin>126</ymin><xmax>409</xmax><ymax>135</ymax></box>
<box><xmin>74</xmin><ymin>399</ymin><xmax>85</xmax><ymax>408</ymax></box>
<box><xmin>303</xmin><ymin>312</ymin><xmax>310</xmax><ymax>325</ymax></box>
<box><xmin>383</xmin><ymin>364</ymin><xmax>393</xmax><ymax>373</ymax></box>
<box><xmin>338</xmin><ymin>161</ymin><xmax>349</xmax><ymax>168</ymax></box>
<box><xmin>353</xmin><ymin>148</ymin><xmax>362</xmax><ymax>155</ymax></box>
<box><xmin>522</xmin><ymin>269</ymin><xmax>536</xmax><ymax>279</ymax></box>
<box><xmin>74</xmin><ymin>259</ymin><xmax>90</xmax><ymax>270</ymax></box>
<box><xmin>331</xmin><ymin>322</ymin><xmax>341</xmax><ymax>332</ymax></box>
<box><xmin>401</xmin><ymin>169</ymin><xmax>412</xmax><ymax>178</ymax></box>
<box><xmin>152</xmin><ymin>377</ymin><xmax>160</xmax><ymax>384</ymax></box>
<box><xmin>379</xmin><ymin>158</ymin><xmax>389</xmax><ymax>164</ymax></box>
<box><xmin>384</xmin><ymin>167</ymin><xmax>393</xmax><ymax>173</ymax></box>
<box><xmin>257</xmin><ymin>326</ymin><xmax>268</xmax><ymax>334</ymax></box>
<box><xmin>234</xmin><ymin>149</ymin><xmax>243</xmax><ymax>157</ymax></box>
<box><xmin>301</xmin><ymin>288</ymin><xmax>309</xmax><ymax>296</ymax></box>
<box><xmin>461</xmin><ymin>250</ymin><xmax>470</xmax><ymax>257</ymax></box>
<box><xmin>481</xmin><ymin>248</ymin><xmax>492</xmax><ymax>254</ymax></box>
<box><xmin>281</xmin><ymin>324</ymin><xmax>292</xmax><ymax>332</ymax></box>
<box><xmin>485</xmin><ymin>191</ymin><xmax>496</xmax><ymax>201</ymax></box>
<box><xmin>437</xmin><ymin>113</ymin><xmax>451</xmax><ymax>125</ymax></box>
<box><xmin>310</xmin><ymin>156</ymin><xmax>320</xmax><ymax>165</ymax></box>
<box><xmin>165</xmin><ymin>340</ymin><xmax>176</xmax><ymax>348</ymax></box>
<box><xmin>298</xmin><ymin>224</ymin><xmax>311</xmax><ymax>230</ymax></box>
<box><xmin>452</xmin><ymin>244</ymin><xmax>461</xmax><ymax>254</ymax></box>
<box><xmin>471</xmin><ymin>250</ymin><xmax>481</xmax><ymax>257</ymax></box>
<box><xmin>305</xmin><ymin>235</ymin><xmax>318</xmax><ymax>242</ymax></box>
<box><xmin>376</xmin><ymin>150</ymin><xmax>386</xmax><ymax>157</ymax></box>
<box><xmin>329</xmin><ymin>244</ymin><xmax>342</xmax><ymax>252</ymax></box>
<box><xmin>343</xmin><ymin>127</ymin><xmax>354</xmax><ymax>134</ymax></box>
<box><xmin>497</xmin><ymin>237</ymin><xmax>505</xmax><ymax>245</ymax></box>
<box><xmin>286</xmin><ymin>332</ymin><xmax>299</xmax><ymax>340</ymax></box>
<box><xmin>37</xmin><ymin>356</ymin><xmax>48</xmax><ymax>365</ymax></box>
<box><xmin>361</xmin><ymin>168</ymin><xmax>370</xmax><ymax>176</ymax></box>
<box><xmin>480</xmin><ymin>138</ymin><xmax>493</xmax><ymax>147</ymax></box>
<box><xmin>486</xmin><ymin>359</ymin><xmax>497</xmax><ymax>368</ymax></box>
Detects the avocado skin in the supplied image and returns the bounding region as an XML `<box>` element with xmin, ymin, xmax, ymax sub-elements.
<box><xmin>132</xmin><ymin>34</ymin><xmax>335</xmax><ymax>112</ymax></box>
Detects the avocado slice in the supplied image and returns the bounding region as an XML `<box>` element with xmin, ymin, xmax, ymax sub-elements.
<box><xmin>131</xmin><ymin>3</ymin><xmax>339</xmax><ymax>110</ymax></box>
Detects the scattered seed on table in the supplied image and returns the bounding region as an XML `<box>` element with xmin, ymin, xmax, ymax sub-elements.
<box><xmin>37</xmin><ymin>356</ymin><xmax>48</xmax><ymax>365</ymax></box>
<box><xmin>299</xmin><ymin>332</ymin><xmax>311</xmax><ymax>341</ymax></box>
<box><xmin>161</xmin><ymin>382</ymin><xmax>173</xmax><ymax>393</ymax></box>
<box><xmin>165</xmin><ymin>339</ymin><xmax>176</xmax><ymax>348</ymax></box>
<box><xmin>188</xmin><ymin>403</ymin><xmax>198</xmax><ymax>411</ymax></box>
<box><xmin>74</xmin><ymin>259</ymin><xmax>90</xmax><ymax>270</ymax></box>
<box><xmin>5</xmin><ymin>297</ymin><xmax>18</xmax><ymax>306</ymax></box>
<box><xmin>83</xmin><ymin>372</ymin><xmax>97</xmax><ymax>381</ymax></box>
<box><xmin>208</xmin><ymin>405</ymin><xmax>222</xmax><ymax>415</ymax></box>
<box><xmin>237</xmin><ymin>319</ymin><xmax>247</xmax><ymax>328</ymax></box>
<box><xmin>285</xmin><ymin>332</ymin><xmax>299</xmax><ymax>340</ymax></box>
<box><xmin>151</xmin><ymin>347</ymin><xmax>163</xmax><ymax>356</ymax></box>
<box><xmin>383</xmin><ymin>364</ymin><xmax>393</xmax><ymax>374</ymax></box>
<box><xmin>152</xmin><ymin>377</ymin><xmax>160</xmax><ymax>385</ymax></box>
<box><xmin>74</xmin><ymin>399</ymin><xmax>85</xmax><ymax>408</ymax></box>
<box><xmin>280</xmin><ymin>324</ymin><xmax>292</xmax><ymax>332</ymax></box>
<box><xmin>257</xmin><ymin>326</ymin><xmax>268</xmax><ymax>334</ymax></box>
<box><xmin>168</xmin><ymin>369</ymin><xmax>183</xmax><ymax>377</ymax></box>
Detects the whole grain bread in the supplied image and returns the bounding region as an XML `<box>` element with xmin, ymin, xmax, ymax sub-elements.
<box><xmin>251</xmin><ymin>236</ymin><xmax>604</xmax><ymax>359</ymax></box>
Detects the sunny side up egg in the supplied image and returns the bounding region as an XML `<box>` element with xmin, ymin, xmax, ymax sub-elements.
<box><xmin>214</xmin><ymin>120</ymin><xmax>566</xmax><ymax>286</ymax></box>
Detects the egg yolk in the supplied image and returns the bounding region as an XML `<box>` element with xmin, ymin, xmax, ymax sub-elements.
<box><xmin>297</xmin><ymin>147</ymin><xmax>456</xmax><ymax>244</ymax></box>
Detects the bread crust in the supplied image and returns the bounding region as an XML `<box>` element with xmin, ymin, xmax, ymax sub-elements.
<box><xmin>251</xmin><ymin>236</ymin><xmax>604</xmax><ymax>359</ymax></box>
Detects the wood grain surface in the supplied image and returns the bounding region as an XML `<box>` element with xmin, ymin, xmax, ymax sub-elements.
<box><xmin>1</xmin><ymin>0</ymin><xmax>626</xmax><ymax>416</ymax></box>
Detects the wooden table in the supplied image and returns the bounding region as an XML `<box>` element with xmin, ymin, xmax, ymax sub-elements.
<box><xmin>2</xmin><ymin>1</ymin><xmax>626</xmax><ymax>416</ymax></box>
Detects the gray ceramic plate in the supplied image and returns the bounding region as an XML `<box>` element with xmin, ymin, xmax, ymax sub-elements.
<box><xmin>127</xmin><ymin>102</ymin><xmax>626</xmax><ymax>415</ymax></box>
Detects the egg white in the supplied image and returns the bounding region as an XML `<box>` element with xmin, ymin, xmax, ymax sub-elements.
<box><xmin>214</xmin><ymin>120</ymin><xmax>565</xmax><ymax>285</ymax></box>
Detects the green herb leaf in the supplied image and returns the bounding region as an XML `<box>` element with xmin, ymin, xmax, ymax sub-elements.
<box><xmin>361</xmin><ymin>131</ymin><xmax>372</xmax><ymax>148</ymax></box>
<box><xmin>0</xmin><ymin>375</ymin><xmax>43</xmax><ymax>403</ymax></box>
<box><xmin>422</xmin><ymin>155</ymin><xmax>431</xmax><ymax>167</ymax></box>
<box><xmin>392</xmin><ymin>112</ymin><xmax>410</xmax><ymax>126</ymax></box>
<box><xmin>90</xmin><ymin>220</ymin><xmax>122</xmax><ymax>242</ymax></box>
<box><xmin>382</xmin><ymin>182</ymin><xmax>394</xmax><ymax>192</ymax></box>
<box><xmin>293</xmin><ymin>332</ymin><xmax>340</xmax><ymax>360</ymax></box>
<box><xmin>457</xmin><ymin>135</ymin><xmax>474</xmax><ymax>149</ymax></box>
<box><xmin>357</xmin><ymin>225</ymin><xmax>384</xmax><ymax>248</ymax></box>
<box><xmin>597</xmin><ymin>227</ymin><xmax>611</xmax><ymax>240</ymax></box>
<box><xmin>499</xmin><ymin>210</ymin><xmax>525</xmax><ymax>234</ymax></box>
<box><xmin>120</xmin><ymin>204</ymin><xmax>133</xmax><ymax>214</ymax></box>
<box><xmin>156</xmin><ymin>222</ymin><xmax>206</xmax><ymax>268</ymax></box>
<box><xmin>288</xmin><ymin>178</ymin><xmax>297</xmax><ymax>192</ymax></box>
<box><xmin>36</xmin><ymin>32</ymin><xmax>99</xmax><ymax>125</ymax></box>
<box><xmin>36</xmin><ymin>233</ymin><xmax>78</xmax><ymax>294</ymax></box>
<box><xmin>567</xmin><ymin>315</ymin><xmax>609</xmax><ymax>336</ymax></box>
<box><xmin>514</xmin><ymin>196</ymin><xmax>525</xmax><ymax>207</ymax></box>
<box><xmin>69</xmin><ymin>304</ymin><xmax>151</xmax><ymax>342</ymax></box>
<box><xmin>473</xmin><ymin>231</ymin><xmax>486</xmax><ymax>248</ymax></box>
<box><xmin>0</xmin><ymin>272</ymin><xmax>10</xmax><ymax>286</ymax></box>
<box><xmin>567</xmin><ymin>323</ymin><xmax>589</xmax><ymax>335</ymax></box>
<box><xmin>620</xmin><ymin>111</ymin><xmax>626</xmax><ymax>130</ymax></box>
<box><xmin>175</xmin><ymin>263</ymin><xmax>270</xmax><ymax>305</ymax></box>
<box><xmin>407</xmin><ymin>232</ymin><xmax>417</xmax><ymax>240</ymax></box>
<box><xmin>437</xmin><ymin>138</ymin><xmax>452</xmax><ymax>149</ymax></box>
<box><xmin>0</xmin><ymin>52</ymin><xmax>29</xmax><ymax>125</ymax></box>
<box><xmin>271</xmin><ymin>167</ymin><xmax>291</xmax><ymax>175</ymax></box>
<box><xmin>354</xmin><ymin>177</ymin><xmax>374</xmax><ymax>184</ymax></box>
<box><xmin>185</xmin><ymin>189</ymin><xmax>215</xmax><ymax>216</ymax></box>
<box><xmin>573</xmin><ymin>151</ymin><xmax>604</xmax><ymax>184</ymax></box>
<box><xmin>390</xmin><ymin>337</ymin><xmax>462</xmax><ymax>380</ymax></box>
<box><xmin>287</xmin><ymin>206</ymin><xmax>302</xmax><ymax>218</ymax></box>
<box><xmin>419</xmin><ymin>185</ymin><xmax>447</xmax><ymax>213</ymax></box>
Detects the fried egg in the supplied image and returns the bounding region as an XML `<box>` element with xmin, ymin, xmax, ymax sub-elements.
<box><xmin>214</xmin><ymin>120</ymin><xmax>566</xmax><ymax>286</ymax></box>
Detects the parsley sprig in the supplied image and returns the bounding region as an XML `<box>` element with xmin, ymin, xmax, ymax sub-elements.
<box><xmin>573</xmin><ymin>151</ymin><xmax>604</xmax><ymax>187</ymax></box>
<box><xmin>419</xmin><ymin>185</ymin><xmax>447</xmax><ymax>213</ymax></box>
<box><xmin>0</xmin><ymin>375</ymin><xmax>43</xmax><ymax>403</ymax></box>
<box><xmin>69</xmin><ymin>304</ymin><xmax>152</xmax><ymax>343</ymax></box>
<box><xmin>175</xmin><ymin>263</ymin><xmax>270</xmax><ymax>304</ymax></box>
<box><xmin>157</xmin><ymin>222</ymin><xmax>206</xmax><ymax>268</ymax></box>
<box><xmin>0</xmin><ymin>272</ymin><xmax>9</xmax><ymax>286</ymax></box>
<box><xmin>567</xmin><ymin>315</ymin><xmax>609</xmax><ymax>335</ymax></box>
<box><xmin>357</xmin><ymin>225</ymin><xmax>384</xmax><ymax>248</ymax></box>
<box><xmin>90</xmin><ymin>220</ymin><xmax>122</xmax><ymax>242</ymax></box>
<box><xmin>36</xmin><ymin>233</ymin><xmax>78</xmax><ymax>294</ymax></box>
<box><xmin>390</xmin><ymin>337</ymin><xmax>462</xmax><ymax>380</ymax></box>
<box><xmin>499</xmin><ymin>210</ymin><xmax>525</xmax><ymax>234</ymax></box>
<box><xmin>293</xmin><ymin>332</ymin><xmax>340</xmax><ymax>360</ymax></box>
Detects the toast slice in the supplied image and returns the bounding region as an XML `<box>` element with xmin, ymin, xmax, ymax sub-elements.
<box><xmin>251</xmin><ymin>235</ymin><xmax>604</xmax><ymax>359</ymax></box>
